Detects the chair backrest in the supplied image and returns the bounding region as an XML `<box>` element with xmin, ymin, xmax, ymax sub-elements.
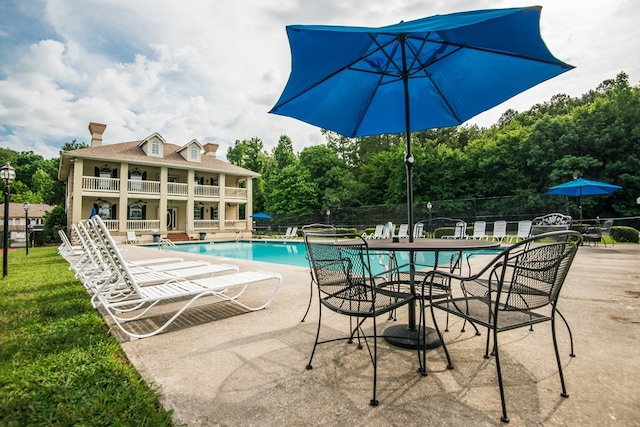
<box><xmin>397</xmin><ymin>224</ymin><xmax>409</xmax><ymax>238</ymax></box>
<box><xmin>516</xmin><ymin>220</ymin><xmax>532</xmax><ymax>239</ymax></box>
<box><xmin>453</xmin><ymin>221</ymin><xmax>467</xmax><ymax>239</ymax></box>
<box><xmin>600</xmin><ymin>219</ymin><xmax>614</xmax><ymax>236</ymax></box>
<box><xmin>371</xmin><ymin>224</ymin><xmax>384</xmax><ymax>238</ymax></box>
<box><xmin>530</xmin><ymin>213</ymin><xmax>572</xmax><ymax>235</ymax></box>
<box><xmin>289</xmin><ymin>226</ymin><xmax>298</xmax><ymax>238</ymax></box>
<box><xmin>492</xmin><ymin>220</ymin><xmax>507</xmax><ymax>240</ymax></box>
<box><xmin>302</xmin><ymin>223</ymin><xmax>336</xmax><ymax>235</ymax></box>
<box><xmin>472</xmin><ymin>221</ymin><xmax>486</xmax><ymax>238</ymax></box>
<box><xmin>464</xmin><ymin>231</ymin><xmax>582</xmax><ymax>311</ymax></box>
<box><xmin>88</xmin><ymin>216</ymin><xmax>141</xmax><ymax>298</ymax></box>
<box><xmin>283</xmin><ymin>227</ymin><xmax>292</xmax><ymax>237</ymax></box>
<box><xmin>382</xmin><ymin>222</ymin><xmax>394</xmax><ymax>239</ymax></box>
<box><xmin>413</xmin><ymin>222</ymin><xmax>424</xmax><ymax>238</ymax></box>
<box><xmin>304</xmin><ymin>233</ymin><xmax>374</xmax><ymax>299</ymax></box>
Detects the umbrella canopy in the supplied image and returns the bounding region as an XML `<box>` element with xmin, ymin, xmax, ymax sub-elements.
<box><xmin>270</xmin><ymin>6</ymin><xmax>572</xmax><ymax>241</ymax></box>
<box><xmin>547</xmin><ymin>178</ymin><xmax>622</xmax><ymax>197</ymax></box>
<box><xmin>251</xmin><ymin>212</ymin><xmax>273</xmax><ymax>220</ymax></box>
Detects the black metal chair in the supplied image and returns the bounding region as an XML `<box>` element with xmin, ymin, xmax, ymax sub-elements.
<box><xmin>419</xmin><ymin>230</ymin><xmax>582</xmax><ymax>423</ymax></box>
<box><xmin>304</xmin><ymin>232</ymin><xmax>413</xmax><ymax>406</ymax></box>
<box><xmin>300</xmin><ymin>223</ymin><xmax>336</xmax><ymax>322</ymax></box>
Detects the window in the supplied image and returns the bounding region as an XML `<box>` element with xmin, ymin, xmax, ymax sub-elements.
<box><xmin>99</xmin><ymin>166</ymin><xmax>112</xmax><ymax>190</ymax></box>
<box><xmin>129</xmin><ymin>203</ymin><xmax>143</xmax><ymax>220</ymax></box>
<box><xmin>151</xmin><ymin>139</ymin><xmax>160</xmax><ymax>156</ymax></box>
<box><xmin>194</xmin><ymin>205</ymin><xmax>203</xmax><ymax>220</ymax></box>
<box><xmin>98</xmin><ymin>201</ymin><xmax>111</xmax><ymax>219</ymax></box>
<box><xmin>211</xmin><ymin>206</ymin><xmax>218</xmax><ymax>220</ymax></box>
<box><xmin>130</xmin><ymin>168</ymin><xmax>143</xmax><ymax>191</ymax></box>
<box><xmin>190</xmin><ymin>145</ymin><xmax>199</xmax><ymax>160</ymax></box>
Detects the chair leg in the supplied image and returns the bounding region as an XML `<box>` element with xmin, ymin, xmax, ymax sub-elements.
<box><xmin>431</xmin><ymin>304</ymin><xmax>453</xmax><ymax>371</ymax></box>
<box><xmin>306</xmin><ymin>304</ymin><xmax>323</xmax><ymax>370</ymax></box>
<box><xmin>556</xmin><ymin>309</ymin><xmax>575</xmax><ymax>357</ymax></box>
<box><xmin>552</xmin><ymin>316</ymin><xmax>570</xmax><ymax>398</ymax></box>
<box><xmin>370</xmin><ymin>318</ymin><xmax>379</xmax><ymax>406</ymax></box>
<box><xmin>300</xmin><ymin>276</ymin><xmax>314</xmax><ymax>323</ymax></box>
<box><xmin>492</xmin><ymin>329</ymin><xmax>509</xmax><ymax>423</ymax></box>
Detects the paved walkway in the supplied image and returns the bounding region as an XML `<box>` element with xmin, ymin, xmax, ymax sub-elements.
<box><xmin>114</xmin><ymin>243</ymin><xmax>640</xmax><ymax>426</ymax></box>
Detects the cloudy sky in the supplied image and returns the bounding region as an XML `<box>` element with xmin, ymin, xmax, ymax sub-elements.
<box><xmin>1</xmin><ymin>0</ymin><xmax>638</xmax><ymax>161</ymax></box>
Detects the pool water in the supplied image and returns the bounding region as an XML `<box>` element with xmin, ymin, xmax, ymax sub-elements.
<box><xmin>162</xmin><ymin>240</ymin><xmax>502</xmax><ymax>272</ymax></box>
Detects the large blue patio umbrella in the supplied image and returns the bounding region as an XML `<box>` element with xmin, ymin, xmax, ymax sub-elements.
<box><xmin>270</xmin><ymin>6</ymin><xmax>573</xmax><ymax>241</ymax></box>
<box><xmin>547</xmin><ymin>178</ymin><xmax>622</xmax><ymax>221</ymax></box>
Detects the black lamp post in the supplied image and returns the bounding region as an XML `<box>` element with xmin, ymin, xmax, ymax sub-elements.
<box><xmin>23</xmin><ymin>201</ymin><xmax>29</xmax><ymax>256</ymax></box>
<box><xmin>1</xmin><ymin>163</ymin><xmax>16</xmax><ymax>278</ymax></box>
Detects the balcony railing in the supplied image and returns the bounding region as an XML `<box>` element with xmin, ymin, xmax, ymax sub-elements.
<box><xmin>194</xmin><ymin>184</ymin><xmax>220</xmax><ymax>198</ymax></box>
<box><xmin>225</xmin><ymin>220</ymin><xmax>248</xmax><ymax>230</ymax></box>
<box><xmin>102</xmin><ymin>220</ymin><xmax>119</xmax><ymax>231</ymax></box>
<box><xmin>224</xmin><ymin>187</ymin><xmax>247</xmax><ymax>199</ymax></box>
<box><xmin>193</xmin><ymin>220</ymin><xmax>219</xmax><ymax>229</ymax></box>
<box><xmin>82</xmin><ymin>176</ymin><xmax>119</xmax><ymax>192</ymax></box>
<box><xmin>128</xmin><ymin>179</ymin><xmax>160</xmax><ymax>194</ymax></box>
<box><xmin>126</xmin><ymin>220</ymin><xmax>161</xmax><ymax>231</ymax></box>
<box><xmin>167</xmin><ymin>182</ymin><xmax>188</xmax><ymax>196</ymax></box>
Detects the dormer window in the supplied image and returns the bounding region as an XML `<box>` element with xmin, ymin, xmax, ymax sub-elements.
<box><xmin>151</xmin><ymin>139</ymin><xmax>160</xmax><ymax>156</ymax></box>
<box><xmin>190</xmin><ymin>145</ymin><xmax>199</xmax><ymax>160</ymax></box>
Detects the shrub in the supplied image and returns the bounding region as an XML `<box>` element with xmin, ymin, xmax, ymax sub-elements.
<box><xmin>611</xmin><ymin>226</ymin><xmax>639</xmax><ymax>243</ymax></box>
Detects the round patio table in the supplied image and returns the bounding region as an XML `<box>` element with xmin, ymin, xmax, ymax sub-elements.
<box><xmin>367</xmin><ymin>238</ymin><xmax>501</xmax><ymax>349</ymax></box>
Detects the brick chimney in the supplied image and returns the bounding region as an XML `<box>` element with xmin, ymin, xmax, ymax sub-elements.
<box><xmin>203</xmin><ymin>143</ymin><xmax>218</xmax><ymax>157</ymax></box>
<box><xmin>88</xmin><ymin>122</ymin><xmax>107</xmax><ymax>147</ymax></box>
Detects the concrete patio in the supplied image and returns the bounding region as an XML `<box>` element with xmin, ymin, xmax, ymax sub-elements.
<box><xmin>112</xmin><ymin>242</ymin><xmax>640</xmax><ymax>426</ymax></box>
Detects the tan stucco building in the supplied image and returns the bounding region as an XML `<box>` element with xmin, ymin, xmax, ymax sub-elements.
<box><xmin>58</xmin><ymin>122</ymin><xmax>259</xmax><ymax>242</ymax></box>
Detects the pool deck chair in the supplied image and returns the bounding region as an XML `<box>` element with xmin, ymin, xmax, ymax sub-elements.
<box><xmin>468</xmin><ymin>221</ymin><xmax>487</xmax><ymax>239</ymax></box>
<box><xmin>286</xmin><ymin>226</ymin><xmax>298</xmax><ymax>239</ymax></box>
<box><xmin>126</xmin><ymin>231</ymin><xmax>142</xmax><ymax>244</ymax></box>
<box><xmin>490</xmin><ymin>220</ymin><xmax>508</xmax><ymax>243</ymax></box>
<box><xmin>421</xmin><ymin>230</ymin><xmax>582</xmax><ymax>422</ymax></box>
<box><xmin>509</xmin><ymin>220</ymin><xmax>533</xmax><ymax>243</ymax></box>
<box><xmin>396</xmin><ymin>224</ymin><xmax>409</xmax><ymax>238</ymax></box>
<box><xmin>444</xmin><ymin>221</ymin><xmax>467</xmax><ymax>239</ymax></box>
<box><xmin>89</xmin><ymin>216</ymin><xmax>282</xmax><ymax>340</ymax></box>
<box><xmin>366</xmin><ymin>224</ymin><xmax>385</xmax><ymax>239</ymax></box>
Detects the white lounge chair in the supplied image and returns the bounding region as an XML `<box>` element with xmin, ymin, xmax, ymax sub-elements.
<box><xmin>366</xmin><ymin>224</ymin><xmax>385</xmax><ymax>239</ymax></box>
<box><xmin>75</xmin><ymin>220</ymin><xmax>239</xmax><ymax>296</ymax></box>
<box><xmin>469</xmin><ymin>221</ymin><xmax>487</xmax><ymax>239</ymax></box>
<box><xmin>413</xmin><ymin>222</ymin><xmax>425</xmax><ymax>238</ymax></box>
<box><xmin>89</xmin><ymin>215</ymin><xmax>282</xmax><ymax>340</ymax></box>
<box><xmin>509</xmin><ymin>220</ymin><xmax>532</xmax><ymax>243</ymax></box>
<box><xmin>444</xmin><ymin>221</ymin><xmax>467</xmax><ymax>239</ymax></box>
<box><xmin>490</xmin><ymin>220</ymin><xmax>508</xmax><ymax>242</ymax></box>
<box><xmin>286</xmin><ymin>226</ymin><xmax>298</xmax><ymax>239</ymax></box>
<box><xmin>280</xmin><ymin>227</ymin><xmax>292</xmax><ymax>238</ymax></box>
<box><xmin>396</xmin><ymin>224</ymin><xmax>409</xmax><ymax>238</ymax></box>
<box><xmin>126</xmin><ymin>231</ymin><xmax>141</xmax><ymax>244</ymax></box>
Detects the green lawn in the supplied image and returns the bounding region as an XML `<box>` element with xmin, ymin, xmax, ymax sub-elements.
<box><xmin>0</xmin><ymin>247</ymin><xmax>173</xmax><ymax>426</ymax></box>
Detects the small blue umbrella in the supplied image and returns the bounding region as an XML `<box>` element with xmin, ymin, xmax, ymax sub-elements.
<box><xmin>251</xmin><ymin>212</ymin><xmax>272</xmax><ymax>220</ymax></box>
<box><xmin>547</xmin><ymin>178</ymin><xmax>622</xmax><ymax>222</ymax></box>
<box><xmin>270</xmin><ymin>6</ymin><xmax>573</xmax><ymax>241</ymax></box>
<box><xmin>547</xmin><ymin>178</ymin><xmax>622</xmax><ymax>197</ymax></box>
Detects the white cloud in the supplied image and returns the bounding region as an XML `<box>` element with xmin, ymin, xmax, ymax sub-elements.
<box><xmin>0</xmin><ymin>0</ymin><xmax>638</xmax><ymax>161</ymax></box>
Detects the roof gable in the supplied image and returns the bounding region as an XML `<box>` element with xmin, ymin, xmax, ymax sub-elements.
<box><xmin>177</xmin><ymin>139</ymin><xmax>204</xmax><ymax>162</ymax></box>
<box><xmin>138</xmin><ymin>133</ymin><xmax>166</xmax><ymax>158</ymax></box>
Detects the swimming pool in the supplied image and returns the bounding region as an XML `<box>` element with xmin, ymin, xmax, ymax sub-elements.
<box><xmin>161</xmin><ymin>240</ymin><xmax>502</xmax><ymax>271</ymax></box>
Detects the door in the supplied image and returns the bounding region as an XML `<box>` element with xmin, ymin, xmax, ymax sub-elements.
<box><xmin>166</xmin><ymin>208</ymin><xmax>177</xmax><ymax>230</ymax></box>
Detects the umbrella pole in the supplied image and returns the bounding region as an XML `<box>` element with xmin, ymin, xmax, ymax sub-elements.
<box><xmin>401</xmin><ymin>35</ymin><xmax>418</xmax><ymax>334</ymax></box>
